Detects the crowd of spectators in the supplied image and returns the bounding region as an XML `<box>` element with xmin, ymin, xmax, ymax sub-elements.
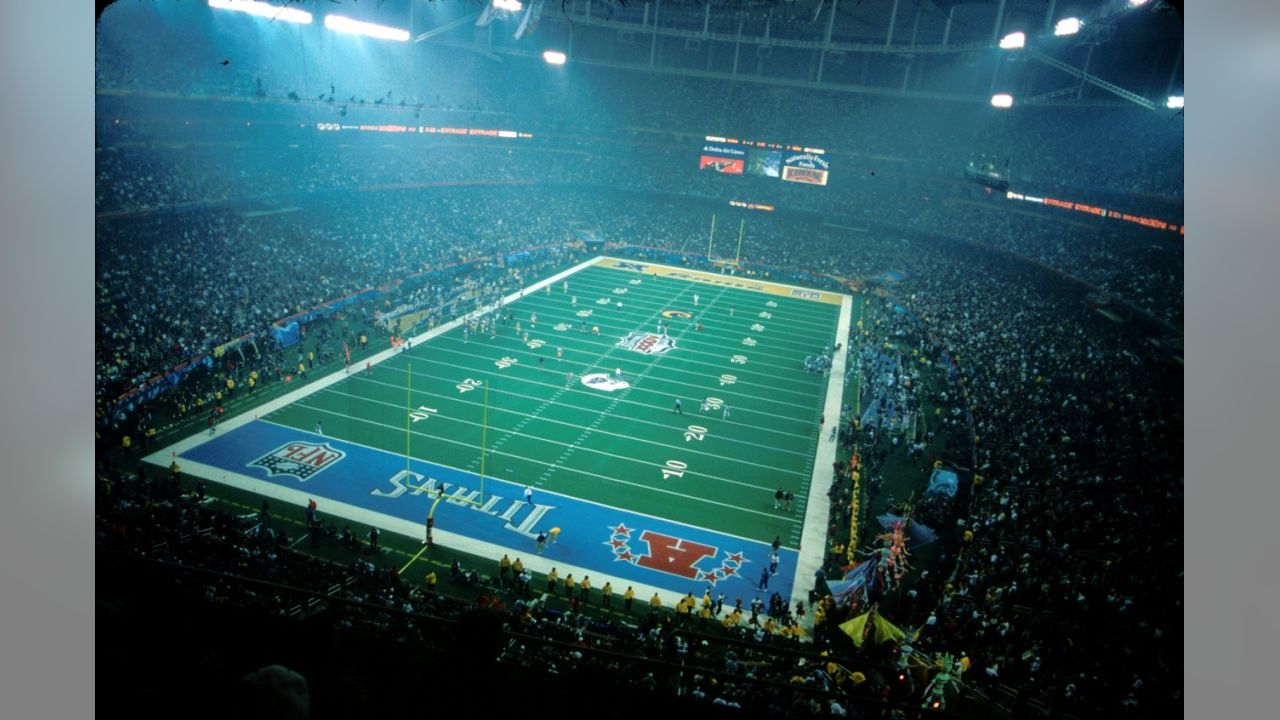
<box><xmin>95</xmin><ymin>186</ymin><xmax>588</xmax><ymax>438</ymax></box>
<box><xmin>99</xmin><ymin>466</ymin><xmax>943</xmax><ymax>718</ymax></box>
<box><xmin>94</xmin><ymin>138</ymin><xmax>1181</xmax><ymax>319</ymax></box>
<box><xmin>95</xmin><ymin>175</ymin><xmax>1182</xmax><ymax>716</ymax></box>
<box><xmin>96</xmin><ymin>2</ymin><xmax>1182</xmax><ymax>203</ymax></box>
<box><xmin>96</xmin><ymin>8</ymin><xmax>1181</xmax><ymax>715</ymax></box>
<box><xmin>799</xmin><ymin>245</ymin><xmax>1181</xmax><ymax>718</ymax></box>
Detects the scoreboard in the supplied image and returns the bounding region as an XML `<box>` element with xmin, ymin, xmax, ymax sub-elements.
<box><xmin>699</xmin><ymin>136</ymin><xmax>829</xmax><ymax>186</ymax></box>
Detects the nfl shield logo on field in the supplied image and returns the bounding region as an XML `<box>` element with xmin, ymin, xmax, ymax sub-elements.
<box><xmin>616</xmin><ymin>331</ymin><xmax>677</xmax><ymax>355</ymax></box>
<box><xmin>249</xmin><ymin>442</ymin><xmax>346</xmax><ymax>481</ymax></box>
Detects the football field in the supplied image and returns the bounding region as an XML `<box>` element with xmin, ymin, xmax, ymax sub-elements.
<box><xmin>150</xmin><ymin>257</ymin><xmax>856</xmax><ymax>606</ymax></box>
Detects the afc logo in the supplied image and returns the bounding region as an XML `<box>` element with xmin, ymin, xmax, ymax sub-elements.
<box><xmin>248</xmin><ymin>441</ymin><xmax>346</xmax><ymax>481</ymax></box>
<box><xmin>605</xmin><ymin>524</ymin><xmax>747</xmax><ymax>584</ymax></box>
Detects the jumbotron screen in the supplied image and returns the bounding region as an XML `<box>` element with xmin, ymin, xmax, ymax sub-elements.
<box><xmin>699</xmin><ymin>136</ymin><xmax>828</xmax><ymax>186</ymax></box>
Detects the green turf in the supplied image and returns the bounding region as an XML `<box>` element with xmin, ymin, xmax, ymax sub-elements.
<box><xmin>264</xmin><ymin>263</ymin><xmax>856</xmax><ymax>548</ymax></box>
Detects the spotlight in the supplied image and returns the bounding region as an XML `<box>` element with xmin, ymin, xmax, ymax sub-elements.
<box><xmin>208</xmin><ymin>0</ymin><xmax>312</xmax><ymax>25</ymax></box>
<box><xmin>999</xmin><ymin>32</ymin><xmax>1025</xmax><ymax>50</ymax></box>
<box><xmin>324</xmin><ymin>14</ymin><xmax>410</xmax><ymax>42</ymax></box>
<box><xmin>1129</xmin><ymin>0</ymin><xmax>1151</xmax><ymax>7</ymax></box>
<box><xmin>1166</xmin><ymin>95</ymin><xmax>1184</xmax><ymax>109</ymax></box>
<box><xmin>543</xmin><ymin>50</ymin><xmax>567</xmax><ymax>65</ymax></box>
<box><xmin>1054</xmin><ymin>18</ymin><xmax>1081</xmax><ymax>36</ymax></box>
<box><xmin>991</xmin><ymin>94</ymin><xmax>1014</xmax><ymax>108</ymax></box>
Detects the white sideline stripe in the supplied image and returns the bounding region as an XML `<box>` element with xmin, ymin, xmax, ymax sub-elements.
<box><xmin>788</xmin><ymin>292</ymin><xmax>854</xmax><ymax>621</ymax></box>
<box><xmin>568</xmin><ymin>267</ymin><xmax>840</xmax><ymax>330</ymax></box>
<box><xmin>593</xmin><ymin>258</ymin><xmax>851</xmax><ymax>307</ymax></box>
<box><xmin>142</xmin><ymin>256</ymin><xmax>838</xmax><ymax>608</ymax></box>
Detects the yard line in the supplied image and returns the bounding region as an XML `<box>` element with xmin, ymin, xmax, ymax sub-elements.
<box><xmin>342</xmin><ymin>373</ymin><xmax>809</xmax><ymax>469</ymax></box>
<box><xmin>473</xmin><ymin>302</ymin><xmax>831</xmax><ymax>384</ymax></box>
<box><xmin>347</xmin><ymin>368</ymin><xmax>811</xmax><ymax>458</ymax></box>
<box><xmin>520</xmin><ymin>269</ymin><xmax>839</xmax><ymax>341</ymax></box>
<box><xmin>271</xmin><ymin>405</ymin><xmax>802</xmax><ymax>525</ymax></box>
<box><xmin>370</xmin><ymin>355</ymin><xmax>820</xmax><ymax>440</ymax></box>
<box><xmin>418</xmin><ymin>342</ymin><xmax>824</xmax><ymax>415</ymax></box>
<box><xmin>565</xmin><ymin>270</ymin><xmax>841</xmax><ymax>332</ymax></box>
<box><xmin>519</xmin><ymin>290</ymin><xmax>839</xmax><ymax>353</ymax></box>
<box><xmin>437</xmin><ymin>330</ymin><xmax>826</xmax><ymax>397</ymax></box>
<box><xmin>253</xmin><ymin>416</ymin><xmax>799</xmax><ymax>547</ymax></box>
<box><xmin>507</xmin><ymin>295</ymin><xmax>837</xmax><ymax>367</ymax></box>
<box><xmin>310</xmin><ymin>380</ymin><xmax>805</xmax><ymax>486</ymax></box>
<box><xmin>561</xmin><ymin>271</ymin><xmax>841</xmax><ymax>336</ymax></box>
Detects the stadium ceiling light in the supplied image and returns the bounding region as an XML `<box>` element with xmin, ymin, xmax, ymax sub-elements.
<box><xmin>1166</xmin><ymin>95</ymin><xmax>1184</xmax><ymax>109</ymax></box>
<box><xmin>543</xmin><ymin>50</ymin><xmax>567</xmax><ymax>65</ymax></box>
<box><xmin>1128</xmin><ymin>0</ymin><xmax>1151</xmax><ymax>7</ymax></box>
<box><xmin>493</xmin><ymin>0</ymin><xmax>524</xmax><ymax>11</ymax></box>
<box><xmin>324</xmin><ymin>14</ymin><xmax>410</xmax><ymax>42</ymax></box>
<box><xmin>1054</xmin><ymin>18</ymin><xmax>1082</xmax><ymax>36</ymax></box>
<box><xmin>999</xmin><ymin>32</ymin><xmax>1026</xmax><ymax>50</ymax></box>
<box><xmin>208</xmin><ymin>0</ymin><xmax>312</xmax><ymax>24</ymax></box>
<box><xmin>991</xmin><ymin>94</ymin><xmax>1014</xmax><ymax>108</ymax></box>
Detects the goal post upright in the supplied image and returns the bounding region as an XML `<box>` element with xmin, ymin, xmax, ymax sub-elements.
<box><xmin>707</xmin><ymin>213</ymin><xmax>717</xmax><ymax>261</ymax></box>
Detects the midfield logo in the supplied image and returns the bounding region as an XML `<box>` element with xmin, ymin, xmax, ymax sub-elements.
<box><xmin>605</xmin><ymin>524</ymin><xmax>748</xmax><ymax>584</ymax></box>
<box><xmin>249</xmin><ymin>441</ymin><xmax>346</xmax><ymax>481</ymax></box>
<box><xmin>616</xmin><ymin>331</ymin><xmax>677</xmax><ymax>355</ymax></box>
<box><xmin>661</xmin><ymin>309</ymin><xmax>692</xmax><ymax>319</ymax></box>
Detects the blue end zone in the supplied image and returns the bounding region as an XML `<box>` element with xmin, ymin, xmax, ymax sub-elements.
<box><xmin>182</xmin><ymin>420</ymin><xmax>795</xmax><ymax>601</ymax></box>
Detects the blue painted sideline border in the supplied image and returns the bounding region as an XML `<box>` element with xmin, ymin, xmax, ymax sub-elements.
<box><xmin>182</xmin><ymin>419</ymin><xmax>795</xmax><ymax>603</ymax></box>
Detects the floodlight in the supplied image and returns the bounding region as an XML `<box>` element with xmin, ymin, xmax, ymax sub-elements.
<box><xmin>1129</xmin><ymin>0</ymin><xmax>1151</xmax><ymax>7</ymax></box>
<box><xmin>543</xmin><ymin>50</ymin><xmax>567</xmax><ymax>65</ymax></box>
<box><xmin>324</xmin><ymin>14</ymin><xmax>410</xmax><ymax>42</ymax></box>
<box><xmin>1166</xmin><ymin>95</ymin><xmax>1184</xmax><ymax>109</ymax></box>
<box><xmin>991</xmin><ymin>94</ymin><xmax>1014</xmax><ymax>108</ymax></box>
<box><xmin>1054</xmin><ymin>18</ymin><xmax>1082</xmax><ymax>36</ymax></box>
<box><xmin>208</xmin><ymin>0</ymin><xmax>312</xmax><ymax>24</ymax></box>
<box><xmin>999</xmin><ymin>32</ymin><xmax>1026</xmax><ymax>50</ymax></box>
<box><xmin>493</xmin><ymin>0</ymin><xmax>524</xmax><ymax>11</ymax></box>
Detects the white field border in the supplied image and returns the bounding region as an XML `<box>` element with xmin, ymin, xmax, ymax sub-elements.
<box><xmin>596</xmin><ymin>256</ymin><xmax>848</xmax><ymax>306</ymax></box>
<box><xmin>788</xmin><ymin>292</ymin><xmax>852</xmax><ymax>622</ymax></box>
<box><xmin>145</xmin><ymin>255</ymin><xmax>848</xmax><ymax>620</ymax></box>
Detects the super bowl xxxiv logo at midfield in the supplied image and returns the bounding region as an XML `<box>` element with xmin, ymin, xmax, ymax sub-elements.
<box><xmin>606</xmin><ymin>524</ymin><xmax>748</xmax><ymax>584</ymax></box>
<box><xmin>616</xmin><ymin>331</ymin><xmax>677</xmax><ymax>355</ymax></box>
<box><xmin>249</xmin><ymin>442</ymin><xmax>346</xmax><ymax>480</ymax></box>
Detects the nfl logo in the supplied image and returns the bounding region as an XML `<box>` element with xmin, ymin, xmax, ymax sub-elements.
<box><xmin>249</xmin><ymin>442</ymin><xmax>346</xmax><ymax>481</ymax></box>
